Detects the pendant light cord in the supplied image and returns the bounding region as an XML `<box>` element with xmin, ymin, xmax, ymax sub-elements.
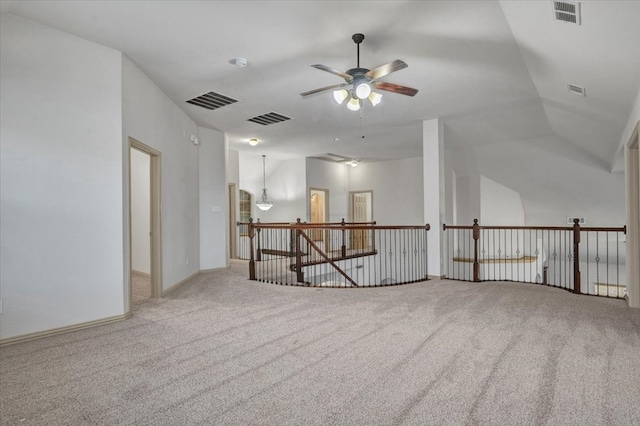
<box><xmin>262</xmin><ymin>154</ymin><xmax>266</xmax><ymax>190</ymax></box>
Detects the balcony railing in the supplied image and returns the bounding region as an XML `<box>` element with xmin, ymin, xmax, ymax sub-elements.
<box><xmin>443</xmin><ymin>219</ymin><xmax>627</xmax><ymax>298</ymax></box>
<box><xmin>236</xmin><ymin>219</ymin><xmax>290</xmax><ymax>260</ymax></box>
<box><xmin>241</xmin><ymin>219</ymin><xmax>431</xmax><ymax>288</ymax></box>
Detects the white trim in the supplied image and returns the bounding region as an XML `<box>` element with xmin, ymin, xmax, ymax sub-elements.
<box><xmin>0</xmin><ymin>313</ymin><xmax>131</xmax><ymax>347</ymax></box>
<box><xmin>200</xmin><ymin>266</ymin><xmax>230</xmax><ymax>274</ymax></box>
<box><xmin>625</xmin><ymin>121</ymin><xmax>639</xmax><ymax>308</ymax></box>
<box><xmin>162</xmin><ymin>271</ymin><xmax>200</xmax><ymax>297</ymax></box>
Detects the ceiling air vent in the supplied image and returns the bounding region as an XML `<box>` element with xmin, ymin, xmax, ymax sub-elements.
<box><xmin>247</xmin><ymin>112</ymin><xmax>292</xmax><ymax>126</ymax></box>
<box><xmin>186</xmin><ymin>91</ymin><xmax>238</xmax><ymax>111</ymax></box>
<box><xmin>553</xmin><ymin>0</ymin><xmax>581</xmax><ymax>25</ymax></box>
<box><xmin>568</xmin><ymin>83</ymin><xmax>586</xmax><ymax>96</ymax></box>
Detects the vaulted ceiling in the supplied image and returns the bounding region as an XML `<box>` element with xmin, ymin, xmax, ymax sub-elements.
<box><xmin>3</xmin><ymin>0</ymin><xmax>639</xmax><ymax>173</ymax></box>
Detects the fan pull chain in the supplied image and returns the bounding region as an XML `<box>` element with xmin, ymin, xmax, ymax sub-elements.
<box><xmin>360</xmin><ymin>102</ymin><xmax>365</xmax><ymax>139</ymax></box>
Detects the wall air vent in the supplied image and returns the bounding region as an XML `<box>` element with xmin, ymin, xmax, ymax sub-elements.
<box><xmin>247</xmin><ymin>112</ymin><xmax>292</xmax><ymax>126</ymax></box>
<box><xmin>567</xmin><ymin>217</ymin><xmax>586</xmax><ymax>225</ymax></box>
<box><xmin>568</xmin><ymin>83</ymin><xmax>586</xmax><ymax>96</ymax></box>
<box><xmin>553</xmin><ymin>0</ymin><xmax>581</xmax><ymax>25</ymax></box>
<box><xmin>186</xmin><ymin>91</ymin><xmax>238</xmax><ymax>110</ymax></box>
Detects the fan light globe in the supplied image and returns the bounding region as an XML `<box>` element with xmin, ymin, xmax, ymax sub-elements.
<box><xmin>355</xmin><ymin>82</ymin><xmax>372</xmax><ymax>99</ymax></box>
<box><xmin>369</xmin><ymin>92</ymin><xmax>383</xmax><ymax>106</ymax></box>
<box><xmin>333</xmin><ymin>89</ymin><xmax>349</xmax><ymax>104</ymax></box>
<box><xmin>347</xmin><ymin>97</ymin><xmax>361</xmax><ymax>111</ymax></box>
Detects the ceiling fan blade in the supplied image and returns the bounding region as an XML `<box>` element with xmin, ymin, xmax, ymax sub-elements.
<box><xmin>365</xmin><ymin>59</ymin><xmax>408</xmax><ymax>81</ymax></box>
<box><xmin>311</xmin><ymin>64</ymin><xmax>353</xmax><ymax>82</ymax></box>
<box><xmin>373</xmin><ymin>81</ymin><xmax>419</xmax><ymax>97</ymax></box>
<box><xmin>300</xmin><ymin>83</ymin><xmax>350</xmax><ymax>97</ymax></box>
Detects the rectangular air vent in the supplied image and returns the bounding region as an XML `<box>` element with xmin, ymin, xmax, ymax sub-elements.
<box><xmin>247</xmin><ymin>112</ymin><xmax>292</xmax><ymax>126</ymax></box>
<box><xmin>186</xmin><ymin>91</ymin><xmax>238</xmax><ymax>110</ymax></box>
<box><xmin>553</xmin><ymin>1</ymin><xmax>581</xmax><ymax>25</ymax></box>
<box><xmin>567</xmin><ymin>217</ymin><xmax>586</xmax><ymax>225</ymax></box>
<box><xmin>568</xmin><ymin>83</ymin><xmax>586</xmax><ymax>96</ymax></box>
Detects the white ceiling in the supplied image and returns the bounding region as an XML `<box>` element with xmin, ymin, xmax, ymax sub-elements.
<box><xmin>3</xmin><ymin>0</ymin><xmax>640</xmax><ymax>169</ymax></box>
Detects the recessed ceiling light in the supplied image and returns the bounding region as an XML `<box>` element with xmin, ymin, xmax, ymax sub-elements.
<box><xmin>230</xmin><ymin>57</ymin><xmax>248</xmax><ymax>67</ymax></box>
<box><xmin>249</xmin><ymin>138</ymin><xmax>259</xmax><ymax>146</ymax></box>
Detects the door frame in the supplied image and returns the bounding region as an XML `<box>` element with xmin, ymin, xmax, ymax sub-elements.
<box><xmin>308</xmin><ymin>187</ymin><xmax>329</xmax><ymax>245</ymax></box>
<box><xmin>128</xmin><ymin>137</ymin><xmax>162</xmax><ymax>305</ymax></box>
<box><xmin>349</xmin><ymin>190</ymin><xmax>373</xmax><ymax>223</ymax></box>
<box><xmin>228</xmin><ymin>183</ymin><xmax>237</xmax><ymax>259</ymax></box>
<box><xmin>308</xmin><ymin>187</ymin><xmax>329</xmax><ymax>223</ymax></box>
<box><xmin>349</xmin><ymin>190</ymin><xmax>373</xmax><ymax>249</ymax></box>
<box><xmin>625</xmin><ymin>121</ymin><xmax>639</xmax><ymax>308</ymax></box>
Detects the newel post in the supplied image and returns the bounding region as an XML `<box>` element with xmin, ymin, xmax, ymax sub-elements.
<box><xmin>473</xmin><ymin>219</ymin><xmax>480</xmax><ymax>282</ymax></box>
<box><xmin>248</xmin><ymin>218</ymin><xmax>256</xmax><ymax>280</ymax></box>
<box><xmin>341</xmin><ymin>218</ymin><xmax>347</xmax><ymax>257</ymax></box>
<box><xmin>295</xmin><ymin>218</ymin><xmax>304</xmax><ymax>283</ymax></box>
<box><xmin>255</xmin><ymin>218</ymin><xmax>262</xmax><ymax>262</ymax></box>
<box><xmin>372</xmin><ymin>220</ymin><xmax>377</xmax><ymax>251</ymax></box>
<box><xmin>573</xmin><ymin>218</ymin><xmax>581</xmax><ymax>294</ymax></box>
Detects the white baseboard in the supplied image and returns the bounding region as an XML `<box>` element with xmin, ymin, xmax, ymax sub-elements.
<box><xmin>200</xmin><ymin>265</ymin><xmax>230</xmax><ymax>274</ymax></box>
<box><xmin>0</xmin><ymin>312</ymin><xmax>131</xmax><ymax>347</ymax></box>
<box><xmin>162</xmin><ymin>271</ymin><xmax>200</xmax><ymax>296</ymax></box>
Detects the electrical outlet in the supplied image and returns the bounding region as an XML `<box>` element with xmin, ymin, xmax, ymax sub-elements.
<box><xmin>186</xmin><ymin>257</ymin><xmax>189</xmax><ymax>265</ymax></box>
<box><xmin>0</xmin><ymin>299</ymin><xmax>3</xmax><ymax>315</ymax></box>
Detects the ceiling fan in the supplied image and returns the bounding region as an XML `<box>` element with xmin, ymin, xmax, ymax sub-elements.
<box><xmin>300</xmin><ymin>33</ymin><xmax>418</xmax><ymax>111</ymax></box>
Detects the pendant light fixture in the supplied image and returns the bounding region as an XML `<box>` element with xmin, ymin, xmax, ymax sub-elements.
<box><xmin>256</xmin><ymin>154</ymin><xmax>273</xmax><ymax>211</ymax></box>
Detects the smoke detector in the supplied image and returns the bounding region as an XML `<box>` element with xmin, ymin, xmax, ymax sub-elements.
<box><xmin>230</xmin><ymin>57</ymin><xmax>248</xmax><ymax>67</ymax></box>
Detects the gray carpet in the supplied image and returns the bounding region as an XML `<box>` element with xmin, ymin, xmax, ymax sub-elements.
<box><xmin>131</xmin><ymin>272</ymin><xmax>151</xmax><ymax>305</ymax></box>
<box><xmin>1</xmin><ymin>260</ymin><xmax>639</xmax><ymax>425</ymax></box>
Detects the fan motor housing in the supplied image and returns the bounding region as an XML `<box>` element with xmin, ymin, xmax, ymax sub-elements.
<box><xmin>345</xmin><ymin>67</ymin><xmax>370</xmax><ymax>82</ymax></box>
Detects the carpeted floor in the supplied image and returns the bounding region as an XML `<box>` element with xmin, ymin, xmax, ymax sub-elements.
<box><xmin>131</xmin><ymin>272</ymin><xmax>151</xmax><ymax>305</ymax></box>
<box><xmin>1</xmin><ymin>260</ymin><xmax>639</xmax><ymax>425</ymax></box>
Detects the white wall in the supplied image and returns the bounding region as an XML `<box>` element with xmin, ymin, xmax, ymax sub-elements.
<box><xmin>198</xmin><ymin>126</ymin><xmax>228</xmax><ymax>270</ymax></box>
<box><xmin>131</xmin><ymin>148</ymin><xmax>151</xmax><ymax>274</ymax></box>
<box><xmin>455</xmin><ymin>176</ymin><xmax>481</xmax><ymax>224</ymax></box>
<box><xmin>306</xmin><ymin>158</ymin><xmax>349</xmax><ymax>222</ymax></box>
<box><xmin>122</xmin><ymin>55</ymin><xmax>200</xmax><ymax>293</ymax></box>
<box><xmin>349</xmin><ymin>157</ymin><xmax>424</xmax><ymax>225</ymax></box>
<box><xmin>447</xmin><ymin>147</ymin><xmax>482</xmax><ymax>225</ymax></box>
<box><xmin>227</xmin><ymin>149</ymin><xmax>240</xmax><ymax>186</ymax></box>
<box><xmin>237</xmin><ymin>155</ymin><xmax>423</xmax><ymax>226</ymax></box>
<box><xmin>480</xmin><ymin>175</ymin><xmax>525</xmax><ymax>226</ymax></box>
<box><xmin>0</xmin><ymin>14</ymin><xmax>123</xmax><ymax>339</ymax></box>
<box><xmin>239</xmin><ymin>152</ymin><xmax>306</xmax><ymax>223</ymax></box>
<box><xmin>614</xmin><ymin>86</ymin><xmax>640</xmax><ymax>171</ymax></box>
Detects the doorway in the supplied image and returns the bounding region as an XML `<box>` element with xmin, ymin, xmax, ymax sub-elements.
<box><xmin>309</xmin><ymin>188</ymin><xmax>329</xmax><ymax>244</ymax></box>
<box><xmin>128</xmin><ymin>138</ymin><xmax>162</xmax><ymax>310</ymax></box>
<box><xmin>349</xmin><ymin>190</ymin><xmax>373</xmax><ymax>249</ymax></box>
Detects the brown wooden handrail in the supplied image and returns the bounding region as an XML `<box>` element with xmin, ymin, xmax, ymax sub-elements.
<box><xmin>443</xmin><ymin>218</ymin><xmax>626</xmax><ymax>293</ymax></box>
<box><xmin>444</xmin><ymin>224</ymin><xmax>626</xmax><ymax>233</ymax></box>
<box><xmin>243</xmin><ymin>218</ymin><xmax>431</xmax><ymax>288</ymax></box>
<box><xmin>254</xmin><ymin>223</ymin><xmax>430</xmax><ymax>230</ymax></box>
